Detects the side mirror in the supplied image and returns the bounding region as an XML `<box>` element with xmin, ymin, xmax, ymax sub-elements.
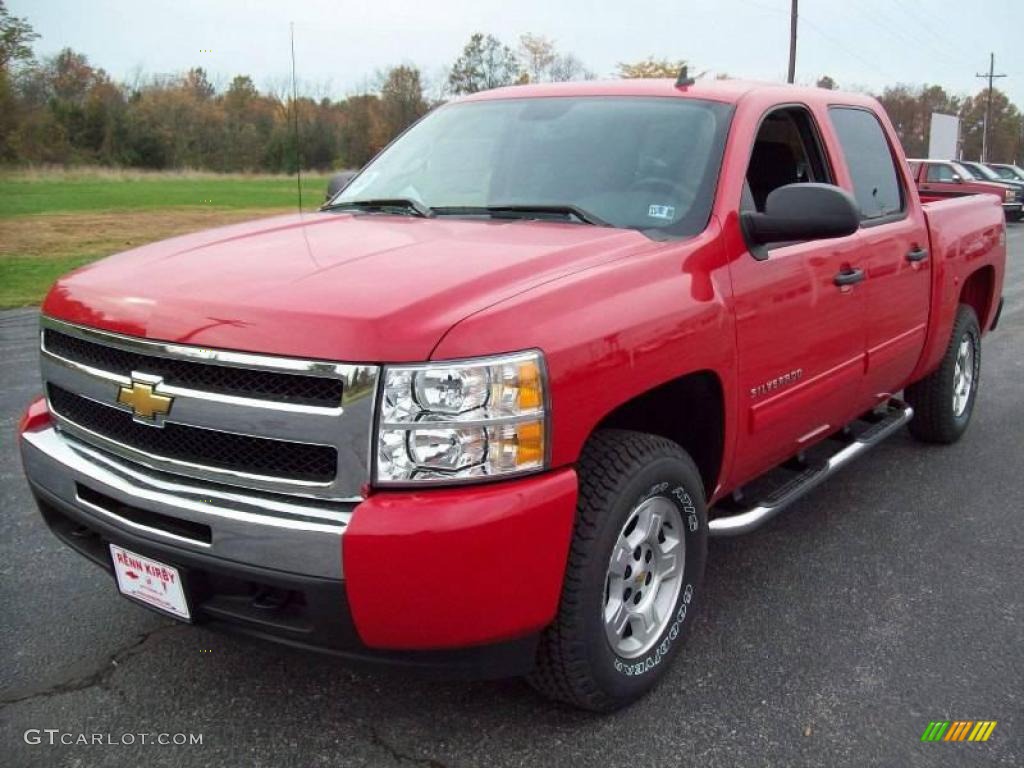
<box><xmin>742</xmin><ymin>183</ymin><xmax>860</xmax><ymax>256</ymax></box>
<box><xmin>325</xmin><ymin>170</ymin><xmax>358</xmax><ymax>202</ymax></box>
<box><xmin>950</xmin><ymin>173</ymin><xmax>963</xmax><ymax>183</ymax></box>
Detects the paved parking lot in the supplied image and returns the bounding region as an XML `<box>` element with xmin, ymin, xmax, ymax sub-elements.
<box><xmin>2</xmin><ymin>224</ymin><xmax>1022</xmax><ymax>767</ymax></box>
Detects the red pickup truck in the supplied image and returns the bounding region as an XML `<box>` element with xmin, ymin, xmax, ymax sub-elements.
<box><xmin>907</xmin><ymin>158</ymin><xmax>1023</xmax><ymax>220</ymax></box>
<box><xmin>18</xmin><ymin>78</ymin><xmax>1006</xmax><ymax>711</ymax></box>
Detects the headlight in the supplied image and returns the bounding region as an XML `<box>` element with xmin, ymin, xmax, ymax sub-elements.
<box><xmin>375</xmin><ymin>351</ymin><xmax>547</xmax><ymax>484</ymax></box>
<box><xmin>1006</xmin><ymin>188</ymin><xmax>1015</xmax><ymax>202</ymax></box>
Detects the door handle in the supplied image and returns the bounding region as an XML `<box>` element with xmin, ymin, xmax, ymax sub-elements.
<box><xmin>834</xmin><ymin>267</ymin><xmax>865</xmax><ymax>287</ymax></box>
<box><xmin>906</xmin><ymin>246</ymin><xmax>928</xmax><ymax>262</ymax></box>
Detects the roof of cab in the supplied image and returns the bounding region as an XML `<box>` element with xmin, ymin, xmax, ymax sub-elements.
<box><xmin>457</xmin><ymin>78</ymin><xmax>880</xmax><ymax>109</ymax></box>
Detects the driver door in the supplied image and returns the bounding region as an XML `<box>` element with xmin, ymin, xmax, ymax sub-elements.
<box><xmin>727</xmin><ymin>105</ymin><xmax>869</xmax><ymax>486</ymax></box>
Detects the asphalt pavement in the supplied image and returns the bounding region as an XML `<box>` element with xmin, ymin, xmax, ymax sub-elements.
<box><xmin>1</xmin><ymin>225</ymin><xmax>1022</xmax><ymax>767</ymax></box>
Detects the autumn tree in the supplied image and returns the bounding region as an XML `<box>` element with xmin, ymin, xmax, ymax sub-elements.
<box><xmin>0</xmin><ymin>0</ymin><xmax>36</xmax><ymax>69</ymax></box>
<box><xmin>183</xmin><ymin>67</ymin><xmax>215</xmax><ymax>100</ymax></box>
<box><xmin>0</xmin><ymin>0</ymin><xmax>38</xmax><ymax>159</ymax></box>
<box><xmin>876</xmin><ymin>84</ymin><xmax>961</xmax><ymax>158</ymax></box>
<box><xmin>448</xmin><ymin>33</ymin><xmax>518</xmax><ymax>95</ymax></box>
<box><xmin>616</xmin><ymin>57</ymin><xmax>687</xmax><ymax>79</ymax></box>
<box><xmin>340</xmin><ymin>93</ymin><xmax>383</xmax><ymax>168</ymax></box>
<box><xmin>959</xmin><ymin>88</ymin><xmax>1021</xmax><ymax>162</ymax></box>
<box><xmin>519</xmin><ymin>34</ymin><xmax>556</xmax><ymax>83</ymax></box>
<box><xmin>379</xmin><ymin>65</ymin><xmax>427</xmax><ymax>139</ymax></box>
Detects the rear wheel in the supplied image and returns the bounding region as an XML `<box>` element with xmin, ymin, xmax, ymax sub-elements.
<box><xmin>906</xmin><ymin>304</ymin><xmax>981</xmax><ymax>444</ymax></box>
<box><xmin>528</xmin><ymin>429</ymin><xmax>708</xmax><ymax>711</ymax></box>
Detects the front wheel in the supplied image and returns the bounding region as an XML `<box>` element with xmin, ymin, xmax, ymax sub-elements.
<box><xmin>906</xmin><ymin>304</ymin><xmax>981</xmax><ymax>444</ymax></box>
<box><xmin>528</xmin><ymin>430</ymin><xmax>708</xmax><ymax>711</ymax></box>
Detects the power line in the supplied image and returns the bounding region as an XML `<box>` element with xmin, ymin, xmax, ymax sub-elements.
<box><xmin>878</xmin><ymin>0</ymin><xmax>977</xmax><ymax>70</ymax></box>
<box><xmin>854</xmin><ymin>0</ymin><xmax>969</xmax><ymax>71</ymax></box>
<box><xmin>797</xmin><ymin>14</ymin><xmax>895</xmax><ymax>82</ymax></box>
<box><xmin>976</xmin><ymin>53</ymin><xmax>1007</xmax><ymax>162</ymax></box>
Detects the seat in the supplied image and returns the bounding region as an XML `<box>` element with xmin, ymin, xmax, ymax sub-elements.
<box><xmin>747</xmin><ymin>141</ymin><xmax>799</xmax><ymax>211</ymax></box>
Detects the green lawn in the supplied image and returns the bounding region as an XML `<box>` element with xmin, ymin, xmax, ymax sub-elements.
<box><xmin>0</xmin><ymin>254</ymin><xmax>99</xmax><ymax>308</ymax></box>
<box><xmin>0</xmin><ymin>171</ymin><xmax>331</xmax><ymax>217</ymax></box>
<box><xmin>0</xmin><ymin>169</ymin><xmax>335</xmax><ymax>308</ymax></box>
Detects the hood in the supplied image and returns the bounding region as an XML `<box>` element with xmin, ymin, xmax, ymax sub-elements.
<box><xmin>42</xmin><ymin>212</ymin><xmax>654</xmax><ymax>362</ymax></box>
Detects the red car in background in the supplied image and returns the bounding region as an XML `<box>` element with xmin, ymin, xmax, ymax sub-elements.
<box><xmin>907</xmin><ymin>159</ymin><xmax>1023</xmax><ymax>220</ymax></box>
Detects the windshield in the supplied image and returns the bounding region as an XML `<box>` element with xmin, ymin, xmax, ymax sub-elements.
<box><xmin>332</xmin><ymin>96</ymin><xmax>734</xmax><ymax>237</ymax></box>
<box><xmin>961</xmin><ymin>162</ymin><xmax>1001</xmax><ymax>181</ymax></box>
<box><xmin>993</xmin><ymin>165</ymin><xmax>1024</xmax><ymax>181</ymax></box>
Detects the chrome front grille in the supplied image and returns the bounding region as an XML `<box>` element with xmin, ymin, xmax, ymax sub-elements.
<box><xmin>40</xmin><ymin>316</ymin><xmax>380</xmax><ymax>500</ymax></box>
<box><xmin>43</xmin><ymin>329</ymin><xmax>345</xmax><ymax>406</ymax></box>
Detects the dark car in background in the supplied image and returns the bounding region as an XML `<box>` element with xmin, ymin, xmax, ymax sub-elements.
<box><xmin>958</xmin><ymin>160</ymin><xmax>1024</xmax><ymax>201</ymax></box>
<box><xmin>988</xmin><ymin>163</ymin><xmax>1024</xmax><ymax>183</ymax></box>
<box><xmin>907</xmin><ymin>159</ymin><xmax>1023</xmax><ymax>220</ymax></box>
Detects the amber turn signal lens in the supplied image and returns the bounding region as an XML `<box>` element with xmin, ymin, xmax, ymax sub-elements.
<box><xmin>514</xmin><ymin>420</ymin><xmax>545</xmax><ymax>467</ymax></box>
<box><xmin>517</xmin><ymin>361</ymin><xmax>543</xmax><ymax>411</ymax></box>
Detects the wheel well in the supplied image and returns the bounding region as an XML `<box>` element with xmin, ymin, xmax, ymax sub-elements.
<box><xmin>960</xmin><ymin>266</ymin><xmax>995</xmax><ymax>329</ymax></box>
<box><xmin>594</xmin><ymin>371</ymin><xmax>724</xmax><ymax>499</ymax></box>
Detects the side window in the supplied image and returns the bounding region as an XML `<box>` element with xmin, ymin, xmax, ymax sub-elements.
<box><xmin>745</xmin><ymin>107</ymin><xmax>831</xmax><ymax>213</ymax></box>
<box><xmin>926</xmin><ymin>163</ymin><xmax>954</xmax><ymax>183</ymax></box>
<box><xmin>828</xmin><ymin>106</ymin><xmax>905</xmax><ymax>221</ymax></box>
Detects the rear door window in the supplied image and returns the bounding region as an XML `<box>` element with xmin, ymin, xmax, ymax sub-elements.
<box><xmin>828</xmin><ymin>107</ymin><xmax>905</xmax><ymax>221</ymax></box>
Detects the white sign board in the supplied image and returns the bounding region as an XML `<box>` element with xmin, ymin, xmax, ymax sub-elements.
<box><xmin>928</xmin><ymin>113</ymin><xmax>960</xmax><ymax>160</ymax></box>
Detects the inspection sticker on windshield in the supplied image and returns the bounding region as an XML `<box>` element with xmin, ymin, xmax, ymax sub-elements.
<box><xmin>110</xmin><ymin>544</ymin><xmax>191</xmax><ymax>620</ymax></box>
<box><xmin>648</xmin><ymin>204</ymin><xmax>675</xmax><ymax>220</ymax></box>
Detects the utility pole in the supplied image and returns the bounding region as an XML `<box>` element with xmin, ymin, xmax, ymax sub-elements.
<box><xmin>975</xmin><ymin>52</ymin><xmax>1006</xmax><ymax>162</ymax></box>
<box><xmin>787</xmin><ymin>0</ymin><xmax>798</xmax><ymax>84</ymax></box>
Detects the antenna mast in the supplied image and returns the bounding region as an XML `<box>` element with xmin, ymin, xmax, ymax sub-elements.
<box><xmin>290</xmin><ymin>22</ymin><xmax>303</xmax><ymax>212</ymax></box>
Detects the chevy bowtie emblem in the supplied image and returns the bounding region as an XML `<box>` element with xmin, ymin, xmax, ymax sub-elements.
<box><xmin>117</xmin><ymin>376</ymin><xmax>173</xmax><ymax>424</ymax></box>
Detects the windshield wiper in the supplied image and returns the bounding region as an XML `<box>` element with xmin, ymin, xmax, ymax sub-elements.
<box><xmin>323</xmin><ymin>198</ymin><xmax>432</xmax><ymax>217</ymax></box>
<box><xmin>431</xmin><ymin>203</ymin><xmax>610</xmax><ymax>227</ymax></box>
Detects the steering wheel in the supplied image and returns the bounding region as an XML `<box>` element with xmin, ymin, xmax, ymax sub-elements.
<box><xmin>629</xmin><ymin>177</ymin><xmax>682</xmax><ymax>198</ymax></box>
<box><xmin>627</xmin><ymin>177</ymin><xmax>694</xmax><ymax>222</ymax></box>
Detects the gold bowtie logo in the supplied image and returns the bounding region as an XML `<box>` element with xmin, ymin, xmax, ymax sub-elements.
<box><xmin>117</xmin><ymin>378</ymin><xmax>173</xmax><ymax>422</ymax></box>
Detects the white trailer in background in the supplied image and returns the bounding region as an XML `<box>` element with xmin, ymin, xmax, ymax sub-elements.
<box><xmin>928</xmin><ymin>113</ymin><xmax>960</xmax><ymax>159</ymax></box>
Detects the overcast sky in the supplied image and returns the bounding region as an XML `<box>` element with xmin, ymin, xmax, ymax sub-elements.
<box><xmin>11</xmin><ymin>0</ymin><xmax>1023</xmax><ymax>107</ymax></box>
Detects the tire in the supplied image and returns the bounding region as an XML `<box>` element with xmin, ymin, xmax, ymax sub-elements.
<box><xmin>528</xmin><ymin>429</ymin><xmax>708</xmax><ymax>711</ymax></box>
<box><xmin>906</xmin><ymin>304</ymin><xmax>981</xmax><ymax>444</ymax></box>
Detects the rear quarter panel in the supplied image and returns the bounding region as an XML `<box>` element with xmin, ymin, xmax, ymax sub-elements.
<box><xmin>909</xmin><ymin>194</ymin><xmax>1006</xmax><ymax>383</ymax></box>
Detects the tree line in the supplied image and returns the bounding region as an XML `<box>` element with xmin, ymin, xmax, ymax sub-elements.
<box><xmin>0</xmin><ymin>2</ymin><xmax>1020</xmax><ymax>173</ymax></box>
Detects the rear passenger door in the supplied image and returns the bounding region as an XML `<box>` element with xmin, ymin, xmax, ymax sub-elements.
<box><xmin>828</xmin><ymin>106</ymin><xmax>931</xmax><ymax>401</ymax></box>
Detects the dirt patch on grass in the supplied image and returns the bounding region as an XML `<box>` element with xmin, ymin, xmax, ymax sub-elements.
<box><xmin>0</xmin><ymin>208</ymin><xmax>287</xmax><ymax>260</ymax></box>
<box><xmin>0</xmin><ymin>207</ymin><xmax>290</xmax><ymax>308</ymax></box>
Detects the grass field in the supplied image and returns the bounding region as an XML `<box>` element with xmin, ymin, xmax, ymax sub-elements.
<box><xmin>0</xmin><ymin>168</ymin><xmax>331</xmax><ymax>308</ymax></box>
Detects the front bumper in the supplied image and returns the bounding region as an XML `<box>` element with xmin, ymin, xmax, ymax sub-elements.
<box><xmin>20</xmin><ymin>416</ymin><xmax>578</xmax><ymax>677</ymax></box>
<box><xmin>1002</xmin><ymin>202</ymin><xmax>1023</xmax><ymax>216</ymax></box>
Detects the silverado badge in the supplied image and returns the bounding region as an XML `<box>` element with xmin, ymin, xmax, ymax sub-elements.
<box><xmin>117</xmin><ymin>375</ymin><xmax>173</xmax><ymax>424</ymax></box>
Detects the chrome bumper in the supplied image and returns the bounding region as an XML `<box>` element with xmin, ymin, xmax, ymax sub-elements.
<box><xmin>21</xmin><ymin>426</ymin><xmax>353</xmax><ymax>579</ymax></box>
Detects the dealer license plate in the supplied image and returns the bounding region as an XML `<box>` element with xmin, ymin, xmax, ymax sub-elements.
<box><xmin>109</xmin><ymin>544</ymin><xmax>191</xmax><ymax>621</ymax></box>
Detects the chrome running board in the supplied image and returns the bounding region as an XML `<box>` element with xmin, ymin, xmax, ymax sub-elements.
<box><xmin>708</xmin><ymin>399</ymin><xmax>914</xmax><ymax>537</ymax></box>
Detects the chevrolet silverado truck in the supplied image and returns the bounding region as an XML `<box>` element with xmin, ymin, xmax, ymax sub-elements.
<box><xmin>18</xmin><ymin>78</ymin><xmax>1007</xmax><ymax>711</ymax></box>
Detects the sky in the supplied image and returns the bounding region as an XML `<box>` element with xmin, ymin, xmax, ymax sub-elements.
<box><xmin>10</xmin><ymin>0</ymin><xmax>1024</xmax><ymax>107</ymax></box>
